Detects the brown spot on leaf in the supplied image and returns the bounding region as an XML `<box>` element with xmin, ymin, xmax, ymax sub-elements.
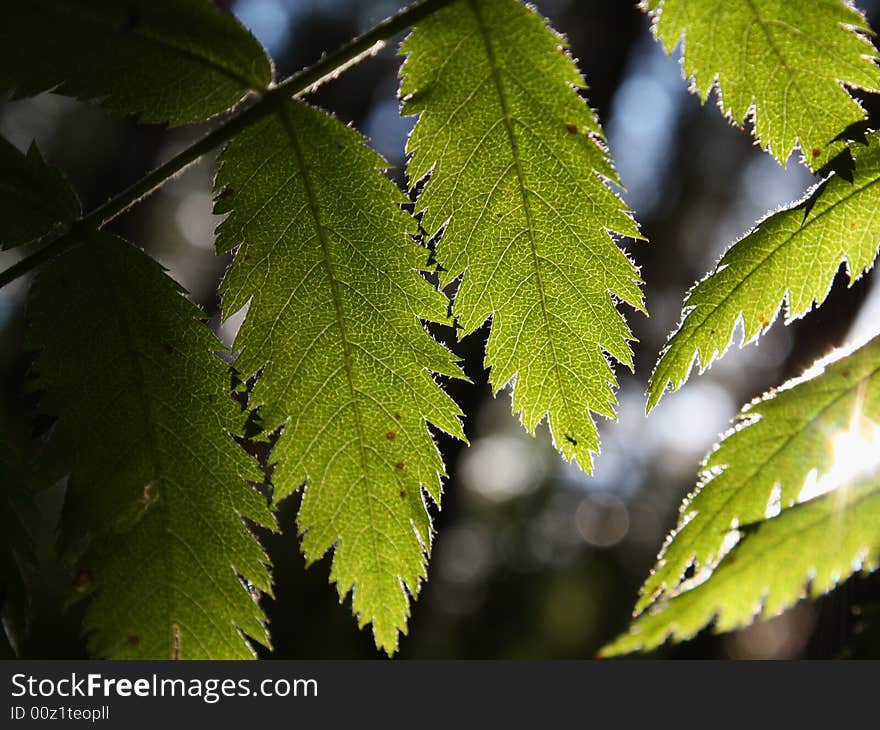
<box><xmin>128</xmin><ymin>635</ymin><xmax>141</xmax><ymax>647</ymax></box>
<box><xmin>72</xmin><ymin>569</ymin><xmax>93</xmax><ymax>593</ymax></box>
<box><xmin>386</xmin><ymin>431</ymin><xmax>397</xmax><ymax>441</ymax></box>
<box><xmin>564</xmin><ymin>434</ymin><xmax>578</xmax><ymax>446</ymax></box>
<box><xmin>812</xmin><ymin>148</ymin><xmax>821</xmax><ymax>158</ymax></box>
<box><xmin>393</xmin><ymin>413</ymin><xmax>401</xmax><ymax>421</ymax></box>
<box><xmin>142</xmin><ymin>480</ymin><xmax>158</xmax><ymax>509</ymax></box>
<box><xmin>565</xmin><ymin>123</ymin><xmax>578</xmax><ymax>134</ymax></box>
<box><xmin>399</xmin><ymin>490</ymin><xmax>406</xmax><ymax>499</ymax></box>
<box><xmin>395</xmin><ymin>461</ymin><xmax>405</xmax><ymax>470</ymax></box>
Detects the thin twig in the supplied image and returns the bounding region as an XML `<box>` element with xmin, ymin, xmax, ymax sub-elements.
<box><xmin>0</xmin><ymin>0</ymin><xmax>453</xmax><ymax>290</ymax></box>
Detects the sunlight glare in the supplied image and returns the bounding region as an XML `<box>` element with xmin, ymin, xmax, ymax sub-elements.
<box><xmin>798</xmin><ymin>404</ymin><xmax>880</xmax><ymax>503</ymax></box>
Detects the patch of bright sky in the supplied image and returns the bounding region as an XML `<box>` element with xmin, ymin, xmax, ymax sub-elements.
<box><xmin>362</xmin><ymin>98</ymin><xmax>414</xmax><ymax>164</ymax></box>
<box><xmin>233</xmin><ymin>0</ymin><xmax>296</xmax><ymax>58</ymax></box>
<box><xmin>606</xmin><ymin>34</ymin><xmax>686</xmax><ymax>216</ymax></box>
<box><xmin>233</xmin><ymin>0</ymin><xmax>408</xmax><ymax>58</ymax></box>
<box><xmin>557</xmin><ymin>380</ymin><xmax>736</xmax><ymax>500</ymax></box>
<box><xmin>847</xmin><ymin>277</ymin><xmax>880</xmax><ymax>349</ymax></box>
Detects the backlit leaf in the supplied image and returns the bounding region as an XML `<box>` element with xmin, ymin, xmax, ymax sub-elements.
<box><xmin>0</xmin><ymin>0</ymin><xmax>272</xmax><ymax>125</ymax></box>
<box><xmin>401</xmin><ymin>0</ymin><xmax>644</xmax><ymax>471</ymax></box>
<box><xmin>643</xmin><ymin>0</ymin><xmax>880</xmax><ymax>168</ymax></box>
<box><xmin>606</xmin><ymin>336</ymin><xmax>880</xmax><ymax>654</ymax></box>
<box><xmin>215</xmin><ymin>100</ymin><xmax>464</xmax><ymax>654</ymax></box>
<box><xmin>29</xmin><ymin>233</ymin><xmax>273</xmax><ymax>658</ymax></box>
<box><xmin>648</xmin><ymin>131</ymin><xmax>880</xmax><ymax>412</ymax></box>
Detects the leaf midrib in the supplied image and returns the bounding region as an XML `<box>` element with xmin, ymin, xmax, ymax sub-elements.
<box><xmin>93</xmin><ymin>245</ymin><xmax>177</xmax><ymax>658</ymax></box>
<box><xmin>664</xmin><ymin>171</ymin><xmax>880</xmax><ymax>375</ymax></box>
<box><xmin>739</xmin><ymin>0</ymin><xmax>823</xmax><ymax>144</ymax></box>
<box><xmin>467</xmin><ymin>0</ymin><xmax>575</xmax><ymax>437</ymax></box>
<box><xmin>276</xmin><ymin>109</ymin><xmax>387</xmax><ymax>595</ymax></box>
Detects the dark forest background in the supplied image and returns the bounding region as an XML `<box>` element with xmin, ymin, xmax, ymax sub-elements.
<box><xmin>2</xmin><ymin>0</ymin><xmax>880</xmax><ymax>659</ymax></box>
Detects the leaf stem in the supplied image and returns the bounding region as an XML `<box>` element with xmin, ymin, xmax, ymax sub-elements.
<box><xmin>0</xmin><ymin>0</ymin><xmax>454</xmax><ymax>290</ymax></box>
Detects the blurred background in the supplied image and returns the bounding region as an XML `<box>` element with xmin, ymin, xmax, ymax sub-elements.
<box><xmin>2</xmin><ymin>0</ymin><xmax>880</xmax><ymax>659</ymax></box>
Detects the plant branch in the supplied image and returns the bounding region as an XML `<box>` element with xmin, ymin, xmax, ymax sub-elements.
<box><xmin>0</xmin><ymin>0</ymin><xmax>454</xmax><ymax>290</ymax></box>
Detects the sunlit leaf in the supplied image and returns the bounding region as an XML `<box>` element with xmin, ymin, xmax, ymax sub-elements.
<box><xmin>215</xmin><ymin>100</ymin><xmax>465</xmax><ymax>654</ymax></box>
<box><xmin>649</xmin><ymin>131</ymin><xmax>880</xmax><ymax>412</ymax></box>
<box><xmin>401</xmin><ymin>0</ymin><xmax>644</xmax><ymax>471</ymax></box>
<box><xmin>643</xmin><ymin>0</ymin><xmax>880</xmax><ymax>168</ymax></box>
<box><xmin>606</xmin><ymin>336</ymin><xmax>880</xmax><ymax>654</ymax></box>
<box><xmin>604</xmin><ymin>472</ymin><xmax>880</xmax><ymax>656</ymax></box>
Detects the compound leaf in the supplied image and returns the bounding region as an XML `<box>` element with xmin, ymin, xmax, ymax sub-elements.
<box><xmin>643</xmin><ymin>0</ymin><xmax>880</xmax><ymax>168</ymax></box>
<box><xmin>603</xmin><ymin>471</ymin><xmax>880</xmax><ymax>656</ymax></box>
<box><xmin>401</xmin><ymin>0</ymin><xmax>644</xmax><ymax>471</ymax></box>
<box><xmin>29</xmin><ymin>232</ymin><xmax>273</xmax><ymax>659</ymax></box>
<box><xmin>0</xmin><ymin>0</ymin><xmax>272</xmax><ymax>125</ymax></box>
<box><xmin>215</xmin><ymin>100</ymin><xmax>465</xmax><ymax>654</ymax></box>
<box><xmin>649</xmin><ymin>131</ymin><xmax>880</xmax><ymax>412</ymax></box>
<box><xmin>638</xmin><ymin>335</ymin><xmax>880</xmax><ymax>618</ymax></box>
<box><xmin>0</xmin><ymin>137</ymin><xmax>80</xmax><ymax>250</ymax></box>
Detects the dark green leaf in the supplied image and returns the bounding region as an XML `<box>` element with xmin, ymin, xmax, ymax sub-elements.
<box><xmin>0</xmin><ymin>137</ymin><xmax>80</xmax><ymax>249</ymax></box>
<box><xmin>0</xmin><ymin>0</ymin><xmax>272</xmax><ymax>125</ymax></box>
<box><xmin>29</xmin><ymin>233</ymin><xmax>273</xmax><ymax>658</ymax></box>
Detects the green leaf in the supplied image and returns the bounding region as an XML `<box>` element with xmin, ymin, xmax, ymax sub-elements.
<box><xmin>29</xmin><ymin>232</ymin><xmax>273</xmax><ymax>659</ymax></box>
<box><xmin>648</xmin><ymin>131</ymin><xmax>880</xmax><ymax>412</ymax></box>
<box><xmin>0</xmin><ymin>0</ymin><xmax>271</xmax><ymax>125</ymax></box>
<box><xmin>401</xmin><ymin>0</ymin><xmax>644</xmax><ymax>471</ymax></box>
<box><xmin>603</xmin><ymin>472</ymin><xmax>880</xmax><ymax>656</ymax></box>
<box><xmin>0</xmin><ymin>137</ymin><xmax>80</xmax><ymax>249</ymax></box>
<box><xmin>643</xmin><ymin>0</ymin><xmax>880</xmax><ymax>168</ymax></box>
<box><xmin>215</xmin><ymin>100</ymin><xmax>465</xmax><ymax>654</ymax></box>
<box><xmin>638</xmin><ymin>335</ymin><xmax>880</xmax><ymax>619</ymax></box>
<box><xmin>0</xmin><ymin>443</ymin><xmax>34</xmax><ymax>657</ymax></box>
